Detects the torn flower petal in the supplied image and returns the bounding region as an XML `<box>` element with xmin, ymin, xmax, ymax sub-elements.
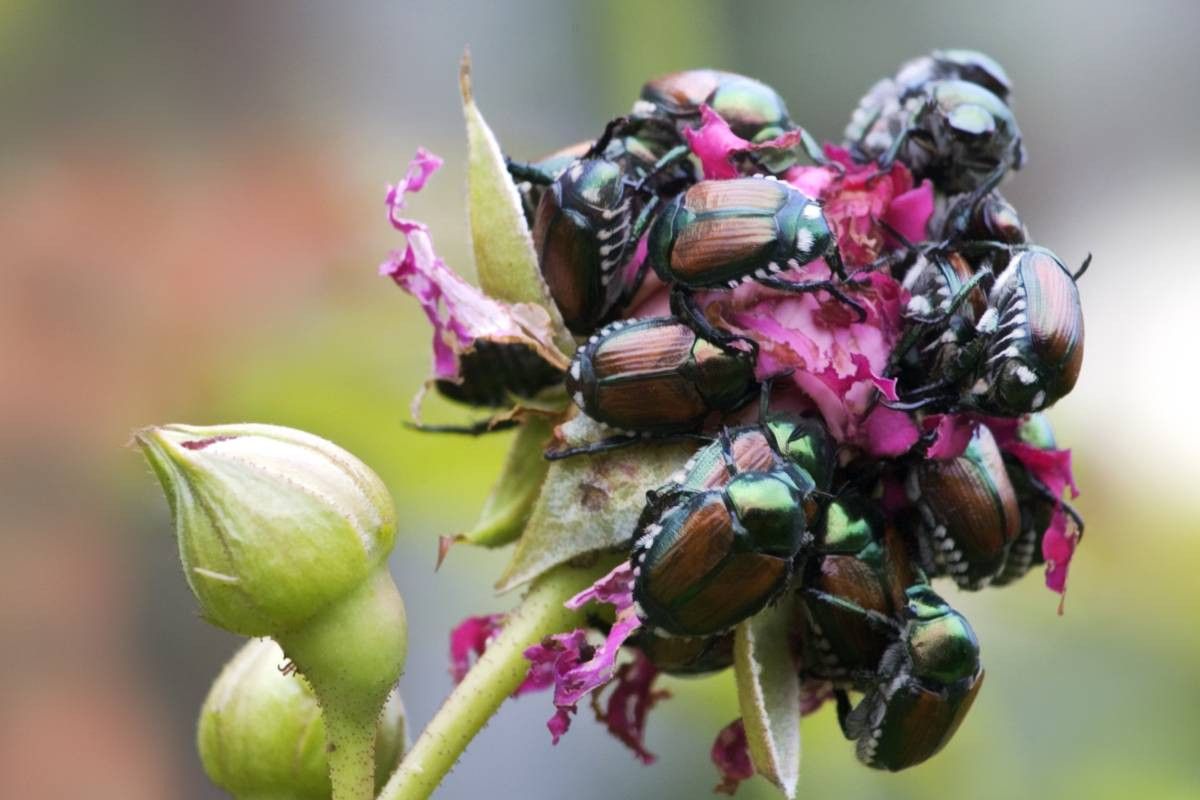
<box><xmin>380</xmin><ymin>149</ymin><xmax>566</xmax><ymax>405</ymax></box>
<box><xmin>525</xmin><ymin>563</ymin><xmax>647</xmax><ymax>749</ymax></box>
<box><xmin>1042</xmin><ymin>506</ymin><xmax>1079</xmax><ymax>596</ymax></box>
<box><xmin>590</xmin><ymin>653</ymin><xmax>670</xmax><ymax>764</ymax></box>
<box><xmin>684</xmin><ymin>105</ymin><xmax>811</xmax><ymax>180</ymax></box>
<box><xmin>712</xmin><ymin>718</ymin><xmax>754</xmax><ymax>795</ymax></box>
<box><xmin>449</xmin><ymin>613</ymin><xmax>504</xmax><ymax>684</ymax></box>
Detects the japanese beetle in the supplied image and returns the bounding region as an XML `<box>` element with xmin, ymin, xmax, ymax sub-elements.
<box><xmin>991</xmin><ymin>414</ymin><xmax>1085</xmax><ymax>586</ymax></box>
<box><xmin>560</xmin><ymin>317</ymin><xmax>757</xmax><ymax>454</ymax></box>
<box><xmin>797</xmin><ymin>500</ymin><xmax>919</xmax><ymax>681</ymax></box>
<box><xmin>906</xmin><ymin>424</ymin><xmax>1020</xmax><ymax>589</ymax></box>
<box><xmin>631</xmin><ymin>630</ymin><xmax>735</xmax><ymax>676</ymax></box>
<box><xmin>636</xmin><ymin>69</ymin><xmax>794</xmax><ymax>144</ymax></box>
<box><xmin>647</xmin><ymin>176</ymin><xmax>864</xmax><ymax>348</ymax></box>
<box><xmin>510</xmin><ymin>140</ymin><xmax>593</xmax><ymax>226</ymax></box>
<box><xmin>667</xmin><ymin>413</ymin><xmax>835</xmax><ymax>495</ymax></box>
<box><xmin>878</xmin><ymin>79</ymin><xmax>1025</xmax><ymax>194</ymax></box>
<box><xmin>836</xmin><ymin>585</ymin><xmax>984</xmax><ymax>771</ymax></box>
<box><xmin>510</xmin><ymin>119</ymin><xmax>695</xmax><ymax>334</ymax></box>
<box><xmin>631</xmin><ymin>462</ymin><xmax>816</xmax><ymax>636</ymax></box>
<box><xmin>435</xmin><ymin>339</ymin><xmax>565</xmax><ymax>408</ymax></box>
<box><xmin>966</xmin><ymin>247</ymin><xmax>1085</xmax><ymax>415</ymax></box>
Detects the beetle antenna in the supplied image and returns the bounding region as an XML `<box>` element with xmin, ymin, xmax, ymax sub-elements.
<box><xmin>585</xmin><ymin>115</ymin><xmax>630</xmax><ymax>160</ymax></box>
<box><xmin>1072</xmin><ymin>253</ymin><xmax>1092</xmax><ymax>282</ymax></box>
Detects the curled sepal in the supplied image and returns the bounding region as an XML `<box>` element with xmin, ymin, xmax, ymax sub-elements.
<box><xmin>733</xmin><ymin>597</ymin><xmax>802</xmax><ymax>799</ymax></box>
<box><xmin>495</xmin><ymin>415</ymin><xmax>695</xmax><ymax>592</ymax></box>
<box><xmin>443</xmin><ymin>416</ymin><xmax>554</xmax><ymax>560</ymax></box>
<box><xmin>198</xmin><ymin>637</ymin><xmax>407</xmax><ymax>800</ymax></box>
<box><xmin>459</xmin><ymin>50</ymin><xmax>574</xmax><ymax>356</ymax></box>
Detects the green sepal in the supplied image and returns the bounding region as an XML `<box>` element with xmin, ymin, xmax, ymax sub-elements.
<box><xmin>734</xmin><ymin>596</ymin><xmax>802</xmax><ymax>799</ymax></box>
<box><xmin>446</xmin><ymin>416</ymin><xmax>555</xmax><ymax>556</ymax></box>
<box><xmin>459</xmin><ymin>50</ymin><xmax>574</xmax><ymax>356</ymax></box>
<box><xmin>494</xmin><ymin>415</ymin><xmax>694</xmax><ymax>592</ymax></box>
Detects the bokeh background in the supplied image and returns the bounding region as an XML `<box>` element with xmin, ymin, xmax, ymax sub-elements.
<box><xmin>3</xmin><ymin>1</ymin><xmax>1199</xmax><ymax>797</ymax></box>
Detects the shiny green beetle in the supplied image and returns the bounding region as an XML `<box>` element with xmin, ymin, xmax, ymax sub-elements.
<box><xmin>646</xmin><ymin>177</ymin><xmax>863</xmax><ymax>350</ymax></box>
<box><xmin>554</xmin><ymin>316</ymin><xmax>757</xmax><ymax>458</ymax></box>
<box><xmin>906</xmin><ymin>424</ymin><xmax>1020</xmax><ymax>589</ymax></box>
<box><xmin>871</xmin><ymin>79</ymin><xmax>1024</xmax><ymax>195</ymax></box>
<box><xmin>632</xmin><ymin>463</ymin><xmax>816</xmax><ymax>636</ymax></box>
<box><xmin>836</xmin><ymin>585</ymin><xmax>984</xmax><ymax>771</ymax></box>
<box><xmin>509</xmin><ymin>119</ymin><xmax>694</xmax><ymax>334</ymax></box>
<box><xmin>967</xmin><ymin>247</ymin><xmax>1085</xmax><ymax>415</ymax></box>
<box><xmin>630</xmin><ymin>416</ymin><xmax>838</xmax><ymax>637</ymax></box>
<box><xmin>798</xmin><ymin>504</ymin><xmax>922</xmax><ymax>681</ymax></box>
<box><xmin>636</xmin><ymin>69</ymin><xmax>795</xmax><ymax>143</ymax></box>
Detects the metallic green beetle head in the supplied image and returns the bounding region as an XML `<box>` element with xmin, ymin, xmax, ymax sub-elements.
<box><xmin>818</xmin><ymin>494</ymin><xmax>882</xmax><ymax>555</ymax></box>
<box><xmin>725</xmin><ymin>468</ymin><xmax>812</xmax><ymax>557</ymax></box>
<box><xmin>903</xmin><ymin>585</ymin><xmax>981</xmax><ymax>686</ymax></box>
<box><xmin>765</xmin><ymin>414</ymin><xmax>835</xmax><ymax>491</ymax></box>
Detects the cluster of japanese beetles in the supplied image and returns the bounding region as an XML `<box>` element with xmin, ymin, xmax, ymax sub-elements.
<box><xmin>445</xmin><ymin>52</ymin><xmax>1086</xmax><ymax>772</ymax></box>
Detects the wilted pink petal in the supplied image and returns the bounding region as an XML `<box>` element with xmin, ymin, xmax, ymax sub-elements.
<box><xmin>785</xmin><ymin>144</ymin><xmax>933</xmax><ymax>268</ymax></box>
<box><xmin>862</xmin><ymin>405</ymin><xmax>920</xmax><ymax>457</ymax></box>
<box><xmin>1004</xmin><ymin>441</ymin><xmax>1079</xmax><ymax>500</ymax></box>
<box><xmin>712</xmin><ymin>718</ymin><xmax>754</xmax><ymax>795</ymax></box>
<box><xmin>448</xmin><ymin>613</ymin><xmax>504</xmax><ymax>684</ymax></box>
<box><xmin>684</xmin><ymin>105</ymin><xmax>813</xmax><ymax>180</ymax></box>
<box><xmin>380</xmin><ymin>149</ymin><xmax>565</xmax><ymax>397</ymax></box>
<box><xmin>566</xmin><ymin>561</ymin><xmax>636</xmax><ymax>613</ymax></box>
<box><xmin>923</xmin><ymin>414</ymin><xmax>979</xmax><ymax>460</ymax></box>
<box><xmin>590</xmin><ymin>653</ymin><xmax>670</xmax><ymax>764</ymax></box>
<box><xmin>1042</xmin><ymin>507</ymin><xmax>1079</xmax><ymax>600</ymax></box>
<box><xmin>525</xmin><ymin>563</ymin><xmax>648</xmax><ymax>750</ymax></box>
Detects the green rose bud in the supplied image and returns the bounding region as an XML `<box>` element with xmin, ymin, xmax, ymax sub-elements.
<box><xmin>138</xmin><ymin>423</ymin><xmax>408</xmax><ymax>799</ymax></box>
<box><xmin>136</xmin><ymin>423</ymin><xmax>395</xmax><ymax>635</ymax></box>
<box><xmin>199</xmin><ymin>637</ymin><xmax>407</xmax><ymax>800</ymax></box>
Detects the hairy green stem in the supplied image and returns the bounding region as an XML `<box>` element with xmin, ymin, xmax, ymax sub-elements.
<box><xmin>377</xmin><ymin>561</ymin><xmax>608</xmax><ymax>800</ymax></box>
<box><xmin>278</xmin><ymin>567</ymin><xmax>408</xmax><ymax>800</ymax></box>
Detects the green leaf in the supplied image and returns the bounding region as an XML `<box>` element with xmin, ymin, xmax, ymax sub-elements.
<box><xmin>734</xmin><ymin>596</ymin><xmax>802</xmax><ymax>799</ymax></box>
<box><xmin>459</xmin><ymin>50</ymin><xmax>574</xmax><ymax>356</ymax></box>
<box><xmin>495</xmin><ymin>415</ymin><xmax>694</xmax><ymax>592</ymax></box>
<box><xmin>445</xmin><ymin>416</ymin><xmax>554</xmax><ymax>557</ymax></box>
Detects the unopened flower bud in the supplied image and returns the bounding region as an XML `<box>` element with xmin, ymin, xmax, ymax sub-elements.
<box><xmin>136</xmin><ymin>423</ymin><xmax>396</xmax><ymax>636</ymax></box>
<box><xmin>199</xmin><ymin>638</ymin><xmax>407</xmax><ymax>800</ymax></box>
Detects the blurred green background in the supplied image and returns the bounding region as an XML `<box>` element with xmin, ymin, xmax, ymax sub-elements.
<box><xmin>2</xmin><ymin>1</ymin><xmax>1198</xmax><ymax>797</ymax></box>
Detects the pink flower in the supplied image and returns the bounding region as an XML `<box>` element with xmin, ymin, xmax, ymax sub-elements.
<box><xmin>379</xmin><ymin>148</ymin><xmax>565</xmax><ymax>414</ymax></box>
<box><xmin>523</xmin><ymin>563</ymin><xmax>648</xmax><ymax>748</ymax></box>
<box><xmin>785</xmin><ymin>145</ymin><xmax>934</xmax><ymax>268</ymax></box>
<box><xmin>711</xmin><ymin>683</ymin><xmax>831</xmax><ymax>795</ymax></box>
<box><xmin>988</xmin><ymin>418</ymin><xmax>1082</xmax><ymax>598</ymax></box>
<box><xmin>712</xmin><ymin>719</ymin><xmax>754</xmax><ymax>795</ymax></box>
<box><xmin>590</xmin><ymin>653</ymin><xmax>670</xmax><ymax>764</ymax></box>
<box><xmin>449</xmin><ymin>613</ymin><xmax>504</xmax><ymax>684</ymax></box>
<box><xmin>685</xmin><ymin>105</ymin><xmax>814</xmax><ymax>180</ymax></box>
<box><xmin>705</xmin><ymin>267</ymin><xmax>920</xmax><ymax>457</ymax></box>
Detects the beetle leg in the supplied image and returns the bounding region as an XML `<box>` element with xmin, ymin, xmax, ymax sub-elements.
<box><xmin>834</xmin><ymin>689</ymin><xmax>855</xmax><ymax>738</ymax></box>
<box><xmin>505</xmin><ymin>158</ymin><xmax>558</xmax><ymax>186</ymax></box>
<box><xmin>941</xmin><ymin>159</ymin><xmax>1012</xmax><ymax>241</ymax></box>
<box><xmin>670</xmin><ymin>287</ymin><xmax>760</xmax><ymax>360</ymax></box>
<box><xmin>823</xmin><ymin>244</ymin><xmax>851</xmax><ymax>280</ymax></box>
<box><xmin>544</xmin><ymin>431</ymin><xmax>714</xmax><ymax>461</ymax></box>
<box><xmin>717</xmin><ymin>427</ymin><xmax>739</xmax><ymax>479</ymax></box>
<box><xmin>403</xmin><ymin>419</ymin><xmax>521</xmax><ymax>436</ymax></box>
<box><xmin>803</xmin><ymin>588</ymin><xmax>901</xmax><ymax>635</ymax></box>
<box><xmin>635</xmin><ymin>144</ymin><xmax>693</xmax><ymax>191</ymax></box>
<box><xmin>755</xmin><ymin>275</ymin><xmax>868</xmax><ymax>323</ymax></box>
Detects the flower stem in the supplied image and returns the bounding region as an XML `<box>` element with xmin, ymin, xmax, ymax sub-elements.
<box><xmin>377</xmin><ymin>561</ymin><xmax>608</xmax><ymax>800</ymax></box>
<box><xmin>277</xmin><ymin>567</ymin><xmax>408</xmax><ymax>800</ymax></box>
